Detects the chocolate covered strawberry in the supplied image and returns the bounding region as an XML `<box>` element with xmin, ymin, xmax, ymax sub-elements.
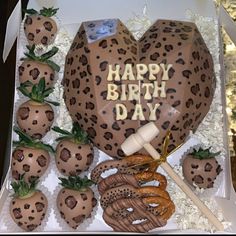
<box><xmin>11</xmin><ymin>127</ymin><xmax>54</xmax><ymax>183</ymax></box>
<box><xmin>10</xmin><ymin>176</ymin><xmax>48</xmax><ymax>231</ymax></box>
<box><xmin>24</xmin><ymin>7</ymin><xmax>58</xmax><ymax>46</ymax></box>
<box><xmin>17</xmin><ymin>78</ymin><xmax>59</xmax><ymax>139</ymax></box>
<box><xmin>182</xmin><ymin>147</ymin><xmax>222</xmax><ymax>189</ymax></box>
<box><xmin>57</xmin><ymin>176</ymin><xmax>97</xmax><ymax>229</ymax></box>
<box><xmin>19</xmin><ymin>44</ymin><xmax>60</xmax><ymax>90</ymax></box>
<box><xmin>52</xmin><ymin>123</ymin><xmax>94</xmax><ymax>176</ymax></box>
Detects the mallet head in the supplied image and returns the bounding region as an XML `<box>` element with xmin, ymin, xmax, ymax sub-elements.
<box><xmin>121</xmin><ymin>122</ymin><xmax>159</xmax><ymax>156</ymax></box>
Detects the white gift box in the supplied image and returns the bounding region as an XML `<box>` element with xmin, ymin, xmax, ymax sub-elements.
<box><xmin>1</xmin><ymin>0</ymin><xmax>236</xmax><ymax>234</ymax></box>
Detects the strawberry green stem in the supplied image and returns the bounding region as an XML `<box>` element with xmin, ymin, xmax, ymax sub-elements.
<box><xmin>13</xmin><ymin>127</ymin><xmax>55</xmax><ymax>153</ymax></box>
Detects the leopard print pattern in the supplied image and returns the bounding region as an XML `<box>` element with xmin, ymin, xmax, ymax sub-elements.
<box><xmin>63</xmin><ymin>19</ymin><xmax>215</xmax><ymax>159</ymax></box>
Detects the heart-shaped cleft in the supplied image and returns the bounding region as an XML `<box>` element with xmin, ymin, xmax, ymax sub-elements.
<box><xmin>63</xmin><ymin>18</ymin><xmax>216</xmax><ymax>159</ymax></box>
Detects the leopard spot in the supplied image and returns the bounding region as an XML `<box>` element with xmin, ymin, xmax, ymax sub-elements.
<box><xmin>60</xmin><ymin>148</ymin><xmax>71</xmax><ymax>162</ymax></box>
<box><xmin>73</xmin><ymin>215</ymin><xmax>85</xmax><ymax>224</ymax></box>
<box><xmin>117</xmin><ymin>48</ymin><xmax>126</xmax><ymax>55</ymax></box>
<box><xmin>205</xmin><ymin>163</ymin><xmax>213</xmax><ymax>172</ymax></box>
<box><xmin>131</xmin><ymin>46</ymin><xmax>137</xmax><ymax>55</ymax></box>
<box><xmin>100</xmin><ymin>123</ymin><xmax>107</xmax><ymax>129</ymax></box>
<box><xmin>164</xmin><ymin>44</ymin><xmax>173</xmax><ymax>52</ymax></box>
<box><xmin>45</xmin><ymin>110</ymin><xmax>54</xmax><ymax>122</ymax></box>
<box><xmin>161</xmin><ymin>121</ymin><xmax>170</xmax><ymax>130</ymax></box>
<box><xmin>79</xmin><ymin>55</ymin><xmax>88</xmax><ymax>66</ymax></box>
<box><xmin>216</xmin><ymin>164</ymin><xmax>222</xmax><ymax>174</ymax></box>
<box><xmin>87</xmin><ymin>127</ymin><xmax>96</xmax><ymax>138</ymax></box>
<box><xmin>104</xmin><ymin>132</ymin><xmax>113</xmax><ymax>140</ymax></box>
<box><xmin>100</xmin><ymin>61</ymin><xmax>108</xmax><ymax>71</ymax></box>
<box><xmin>37</xmin><ymin>155</ymin><xmax>47</xmax><ymax>167</ymax></box>
<box><xmin>168</xmin><ymin>67</ymin><xmax>175</xmax><ymax>79</ymax></box>
<box><xmin>65</xmin><ymin>196</ymin><xmax>77</xmax><ymax>209</ymax></box>
<box><xmin>13</xmin><ymin>149</ymin><xmax>24</xmax><ymax>162</ymax></box>
<box><xmin>176</xmin><ymin>58</ymin><xmax>185</xmax><ymax>65</ymax></box>
<box><xmin>191</xmin><ymin>164</ymin><xmax>199</xmax><ymax>169</ymax></box>
<box><xmin>25</xmin><ymin>16</ymin><xmax>32</xmax><ymax>25</ymax></box>
<box><xmin>18</xmin><ymin>107</ymin><xmax>30</xmax><ymax>120</ymax></box>
<box><xmin>172</xmin><ymin>100</ymin><xmax>181</xmax><ymax>107</ymax></box>
<box><xmin>95</xmin><ymin>76</ymin><xmax>102</xmax><ymax>85</ymax></box>
<box><xmin>80</xmin><ymin>193</ymin><xmax>88</xmax><ymax>201</ymax></box>
<box><xmin>23</xmin><ymin>164</ymin><xmax>30</xmax><ymax>172</ymax></box>
<box><xmin>13</xmin><ymin>208</ymin><xmax>22</xmax><ymax>219</ymax></box>
<box><xmin>104</xmin><ymin>144</ymin><xmax>112</xmax><ymax>150</ymax></box>
<box><xmin>141</xmin><ymin>43</ymin><xmax>151</xmax><ymax>53</ymax></box>
<box><xmin>180</xmin><ymin>33</ymin><xmax>189</xmax><ymax>40</ymax></box>
<box><xmin>86</xmin><ymin>102</ymin><xmax>95</xmax><ymax>110</ymax></box>
<box><xmin>72</xmin><ymin>79</ymin><xmax>80</xmax><ymax>88</ymax></box>
<box><xmin>28</xmin><ymin>33</ymin><xmax>34</xmax><ymax>41</ymax></box>
<box><xmin>192</xmin><ymin>51</ymin><xmax>200</xmax><ymax>60</ymax></box>
<box><xmin>182</xmin><ymin>70</ymin><xmax>192</xmax><ymax>78</ymax></box>
<box><xmin>186</xmin><ymin>98</ymin><xmax>194</xmax><ymax>108</ymax></box>
<box><xmin>112</xmin><ymin>122</ymin><xmax>120</xmax><ymax>131</ymax></box>
<box><xmin>83</xmin><ymin>87</ymin><xmax>90</xmax><ymax>94</ymax></box>
<box><xmin>99</xmin><ymin>40</ymin><xmax>107</xmax><ymax>48</ymax></box>
<box><xmin>191</xmin><ymin>84</ymin><xmax>200</xmax><ymax>96</ymax></box>
<box><xmin>86</xmin><ymin>153</ymin><xmax>93</xmax><ymax>166</ymax></box>
<box><xmin>166</xmin><ymin>88</ymin><xmax>176</xmax><ymax>94</ymax></box>
<box><xmin>204</xmin><ymin>87</ymin><xmax>210</xmax><ymax>98</ymax></box>
<box><xmin>35</xmin><ymin>202</ymin><xmax>45</xmax><ymax>212</ymax></box>
<box><xmin>24</xmin><ymin>204</ymin><xmax>30</xmax><ymax>209</ymax></box>
<box><xmin>41</xmin><ymin>36</ymin><xmax>48</xmax><ymax>45</ymax></box>
<box><xmin>193</xmin><ymin>175</ymin><xmax>204</xmax><ymax>184</ymax></box>
<box><xmin>124</xmin><ymin>128</ymin><xmax>135</xmax><ymax>138</ymax></box>
<box><xmin>29</xmin><ymin>68</ymin><xmax>40</xmax><ymax>80</ymax></box>
<box><xmin>28</xmin><ymin>216</ymin><xmax>35</xmax><ymax>221</ymax></box>
<box><xmin>92</xmin><ymin>197</ymin><xmax>97</xmax><ymax>207</ymax></box>
<box><xmin>70</xmin><ymin>97</ymin><xmax>76</xmax><ymax>105</ymax></box>
<box><xmin>111</xmin><ymin>38</ymin><xmax>118</xmax><ymax>45</ymax></box>
<box><xmin>27</xmin><ymin>224</ymin><xmax>37</xmax><ymax>231</ymax></box>
<box><xmin>150</xmin><ymin>52</ymin><xmax>160</xmax><ymax>61</ymax></box>
<box><xmin>43</xmin><ymin>21</ymin><xmax>53</xmax><ymax>31</ymax></box>
<box><xmin>75</xmin><ymin>153</ymin><xmax>82</xmax><ymax>161</ymax></box>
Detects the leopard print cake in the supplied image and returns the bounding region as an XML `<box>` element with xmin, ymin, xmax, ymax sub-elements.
<box><xmin>63</xmin><ymin>18</ymin><xmax>215</xmax><ymax>159</ymax></box>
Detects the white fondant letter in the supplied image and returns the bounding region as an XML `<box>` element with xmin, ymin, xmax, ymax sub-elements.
<box><xmin>116</xmin><ymin>104</ymin><xmax>127</xmax><ymax>120</ymax></box>
<box><xmin>148</xmin><ymin>64</ymin><xmax>160</xmax><ymax>80</ymax></box>
<box><xmin>136</xmin><ymin>64</ymin><xmax>148</xmax><ymax>80</ymax></box>
<box><xmin>107</xmin><ymin>84</ymin><xmax>119</xmax><ymax>100</ymax></box>
<box><xmin>160</xmin><ymin>63</ymin><xmax>173</xmax><ymax>81</ymax></box>
<box><xmin>121</xmin><ymin>64</ymin><xmax>135</xmax><ymax>80</ymax></box>
<box><xmin>107</xmin><ymin>64</ymin><xmax>120</xmax><ymax>81</ymax></box>
<box><xmin>132</xmin><ymin>104</ymin><xmax>145</xmax><ymax>120</ymax></box>
<box><xmin>147</xmin><ymin>103</ymin><xmax>160</xmax><ymax>120</ymax></box>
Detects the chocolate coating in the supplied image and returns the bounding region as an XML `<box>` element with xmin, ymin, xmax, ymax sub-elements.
<box><xmin>63</xmin><ymin>19</ymin><xmax>215</xmax><ymax>159</ymax></box>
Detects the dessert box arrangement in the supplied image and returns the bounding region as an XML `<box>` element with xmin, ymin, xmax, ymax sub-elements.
<box><xmin>1</xmin><ymin>0</ymin><xmax>236</xmax><ymax>234</ymax></box>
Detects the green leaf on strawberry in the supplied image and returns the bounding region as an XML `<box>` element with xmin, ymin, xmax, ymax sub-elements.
<box><xmin>22</xmin><ymin>44</ymin><xmax>60</xmax><ymax>72</ymax></box>
<box><xmin>59</xmin><ymin>176</ymin><xmax>95</xmax><ymax>191</ymax></box>
<box><xmin>190</xmin><ymin>147</ymin><xmax>221</xmax><ymax>160</ymax></box>
<box><xmin>18</xmin><ymin>77</ymin><xmax>60</xmax><ymax>106</ymax></box>
<box><xmin>13</xmin><ymin>127</ymin><xmax>55</xmax><ymax>153</ymax></box>
<box><xmin>24</xmin><ymin>7</ymin><xmax>59</xmax><ymax>17</ymax></box>
<box><xmin>52</xmin><ymin>122</ymin><xmax>89</xmax><ymax>144</ymax></box>
<box><xmin>11</xmin><ymin>174</ymin><xmax>38</xmax><ymax>199</ymax></box>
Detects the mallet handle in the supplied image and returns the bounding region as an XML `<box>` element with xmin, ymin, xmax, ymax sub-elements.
<box><xmin>143</xmin><ymin>143</ymin><xmax>224</xmax><ymax>231</ymax></box>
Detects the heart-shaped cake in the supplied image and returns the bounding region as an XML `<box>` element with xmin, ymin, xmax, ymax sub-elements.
<box><xmin>63</xmin><ymin>19</ymin><xmax>215</xmax><ymax>159</ymax></box>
